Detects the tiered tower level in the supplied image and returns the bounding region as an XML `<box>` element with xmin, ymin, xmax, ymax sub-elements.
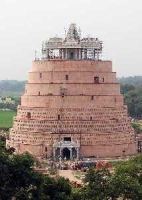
<box><xmin>7</xmin><ymin>24</ymin><xmax>137</xmax><ymax>159</ymax></box>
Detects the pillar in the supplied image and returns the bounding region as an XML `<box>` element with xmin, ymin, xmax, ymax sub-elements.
<box><xmin>47</xmin><ymin>49</ymin><xmax>49</xmax><ymax>59</ymax></box>
<box><xmin>77</xmin><ymin>148</ymin><xmax>79</xmax><ymax>160</ymax></box>
<box><xmin>59</xmin><ymin>49</ymin><xmax>62</xmax><ymax>59</ymax></box>
<box><xmin>66</xmin><ymin>49</ymin><xmax>68</xmax><ymax>59</ymax></box>
<box><xmin>79</xmin><ymin>49</ymin><xmax>81</xmax><ymax>60</ymax></box>
<box><xmin>93</xmin><ymin>49</ymin><xmax>95</xmax><ymax>60</ymax></box>
<box><xmin>80</xmin><ymin>49</ymin><xmax>82</xmax><ymax>59</ymax></box>
<box><xmin>70</xmin><ymin>148</ymin><xmax>72</xmax><ymax>159</ymax></box>
<box><xmin>83</xmin><ymin>49</ymin><xmax>85</xmax><ymax>59</ymax></box>
<box><xmin>84</xmin><ymin>49</ymin><xmax>87</xmax><ymax>59</ymax></box>
<box><xmin>97</xmin><ymin>49</ymin><xmax>99</xmax><ymax>60</ymax></box>
<box><xmin>60</xmin><ymin>147</ymin><xmax>62</xmax><ymax>157</ymax></box>
<box><xmin>62</xmin><ymin>49</ymin><xmax>64</xmax><ymax>59</ymax></box>
<box><xmin>53</xmin><ymin>147</ymin><xmax>56</xmax><ymax>160</ymax></box>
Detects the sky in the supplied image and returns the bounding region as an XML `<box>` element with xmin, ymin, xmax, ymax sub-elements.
<box><xmin>0</xmin><ymin>0</ymin><xmax>142</xmax><ymax>80</ymax></box>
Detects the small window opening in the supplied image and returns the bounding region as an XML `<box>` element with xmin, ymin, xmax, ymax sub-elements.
<box><xmin>90</xmin><ymin>116</ymin><xmax>92</xmax><ymax>120</ymax></box>
<box><xmin>64</xmin><ymin>137</ymin><xmax>71</xmax><ymax>141</ymax></box>
<box><xmin>58</xmin><ymin>115</ymin><xmax>60</xmax><ymax>120</ymax></box>
<box><xmin>65</xmin><ymin>75</ymin><xmax>69</xmax><ymax>80</ymax></box>
<box><xmin>91</xmin><ymin>96</ymin><xmax>94</xmax><ymax>100</ymax></box>
<box><xmin>39</xmin><ymin>73</ymin><xmax>42</xmax><ymax>78</ymax></box>
<box><xmin>45</xmin><ymin>147</ymin><xmax>47</xmax><ymax>152</ymax></box>
<box><xmin>102</xmin><ymin>77</ymin><xmax>104</xmax><ymax>82</ymax></box>
<box><xmin>94</xmin><ymin>76</ymin><xmax>99</xmax><ymax>83</ymax></box>
<box><xmin>27</xmin><ymin>112</ymin><xmax>31</xmax><ymax>119</ymax></box>
<box><xmin>38</xmin><ymin>91</ymin><xmax>40</xmax><ymax>96</ymax></box>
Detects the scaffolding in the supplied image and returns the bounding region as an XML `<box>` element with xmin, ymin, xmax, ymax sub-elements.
<box><xmin>42</xmin><ymin>23</ymin><xmax>103</xmax><ymax>60</ymax></box>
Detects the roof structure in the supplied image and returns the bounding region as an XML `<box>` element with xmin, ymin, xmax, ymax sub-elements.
<box><xmin>42</xmin><ymin>23</ymin><xmax>103</xmax><ymax>60</ymax></box>
<box><xmin>53</xmin><ymin>141</ymin><xmax>80</xmax><ymax>148</ymax></box>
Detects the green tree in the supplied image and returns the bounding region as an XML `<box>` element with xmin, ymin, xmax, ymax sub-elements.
<box><xmin>124</xmin><ymin>86</ymin><xmax>142</xmax><ymax>118</ymax></box>
<box><xmin>131</xmin><ymin>121</ymin><xmax>142</xmax><ymax>134</ymax></box>
<box><xmin>42</xmin><ymin>176</ymin><xmax>73</xmax><ymax>200</ymax></box>
<box><xmin>120</xmin><ymin>84</ymin><xmax>135</xmax><ymax>94</ymax></box>
<box><xmin>0</xmin><ymin>143</ymin><xmax>75</xmax><ymax>200</ymax></box>
<box><xmin>110</xmin><ymin>173</ymin><xmax>142</xmax><ymax>200</ymax></box>
<box><xmin>81</xmin><ymin>155</ymin><xmax>142</xmax><ymax>200</ymax></box>
<box><xmin>82</xmin><ymin>168</ymin><xmax>112</xmax><ymax>200</ymax></box>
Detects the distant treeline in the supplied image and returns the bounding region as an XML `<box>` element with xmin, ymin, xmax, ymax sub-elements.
<box><xmin>1</xmin><ymin>76</ymin><xmax>142</xmax><ymax>118</ymax></box>
<box><xmin>0</xmin><ymin>80</ymin><xmax>26</xmax><ymax>96</ymax></box>
<box><xmin>118</xmin><ymin>75</ymin><xmax>142</xmax><ymax>85</ymax></box>
<box><xmin>118</xmin><ymin>76</ymin><xmax>142</xmax><ymax>119</ymax></box>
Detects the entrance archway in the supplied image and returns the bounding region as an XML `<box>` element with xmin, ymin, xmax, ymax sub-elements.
<box><xmin>62</xmin><ymin>148</ymin><xmax>70</xmax><ymax>160</ymax></box>
<box><xmin>70</xmin><ymin>52</ymin><xmax>74</xmax><ymax>59</ymax></box>
<box><xmin>53</xmin><ymin>141</ymin><xmax>80</xmax><ymax>160</ymax></box>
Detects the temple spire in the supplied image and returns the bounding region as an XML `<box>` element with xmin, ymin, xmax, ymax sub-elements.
<box><xmin>66</xmin><ymin>23</ymin><xmax>80</xmax><ymax>41</ymax></box>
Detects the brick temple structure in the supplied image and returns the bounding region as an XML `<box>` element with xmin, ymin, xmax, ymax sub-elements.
<box><xmin>7</xmin><ymin>23</ymin><xmax>137</xmax><ymax>159</ymax></box>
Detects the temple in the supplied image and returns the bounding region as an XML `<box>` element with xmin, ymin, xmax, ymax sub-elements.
<box><xmin>6</xmin><ymin>23</ymin><xmax>137</xmax><ymax>159</ymax></box>
<box><xmin>42</xmin><ymin>23</ymin><xmax>102</xmax><ymax>60</ymax></box>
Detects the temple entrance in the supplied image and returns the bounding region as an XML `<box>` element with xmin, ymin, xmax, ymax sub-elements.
<box><xmin>53</xmin><ymin>141</ymin><xmax>80</xmax><ymax>160</ymax></box>
<box><xmin>62</xmin><ymin>147</ymin><xmax>70</xmax><ymax>159</ymax></box>
<box><xmin>70</xmin><ymin>52</ymin><xmax>74</xmax><ymax>59</ymax></box>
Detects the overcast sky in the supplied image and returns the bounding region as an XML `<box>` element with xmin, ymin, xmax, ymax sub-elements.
<box><xmin>0</xmin><ymin>0</ymin><xmax>142</xmax><ymax>80</ymax></box>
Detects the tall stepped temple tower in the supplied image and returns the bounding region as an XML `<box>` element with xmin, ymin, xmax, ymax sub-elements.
<box><xmin>7</xmin><ymin>23</ymin><xmax>137</xmax><ymax>159</ymax></box>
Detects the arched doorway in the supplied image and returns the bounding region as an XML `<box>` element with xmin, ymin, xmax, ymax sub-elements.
<box><xmin>53</xmin><ymin>141</ymin><xmax>80</xmax><ymax>160</ymax></box>
<box><xmin>62</xmin><ymin>148</ymin><xmax>70</xmax><ymax>160</ymax></box>
<box><xmin>70</xmin><ymin>52</ymin><xmax>74</xmax><ymax>59</ymax></box>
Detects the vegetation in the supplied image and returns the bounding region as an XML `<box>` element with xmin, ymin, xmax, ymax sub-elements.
<box><xmin>1</xmin><ymin>131</ymin><xmax>142</xmax><ymax>200</ymax></box>
<box><xmin>81</xmin><ymin>154</ymin><xmax>142</xmax><ymax>200</ymax></box>
<box><xmin>0</xmin><ymin>80</ymin><xmax>25</xmax><ymax>96</ymax></box>
<box><xmin>0</xmin><ymin>96</ymin><xmax>20</xmax><ymax>111</ymax></box>
<box><xmin>0</xmin><ymin>111</ymin><xmax>16</xmax><ymax>130</ymax></box>
<box><xmin>0</xmin><ymin>140</ymin><xmax>75</xmax><ymax>200</ymax></box>
<box><xmin>118</xmin><ymin>76</ymin><xmax>142</xmax><ymax>119</ymax></box>
<box><xmin>131</xmin><ymin>120</ymin><xmax>142</xmax><ymax>134</ymax></box>
<box><xmin>118</xmin><ymin>76</ymin><xmax>142</xmax><ymax>85</ymax></box>
<box><xmin>1</xmin><ymin>138</ymin><xmax>142</xmax><ymax>200</ymax></box>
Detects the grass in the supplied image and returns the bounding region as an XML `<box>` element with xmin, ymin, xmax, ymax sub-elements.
<box><xmin>0</xmin><ymin>110</ymin><xmax>16</xmax><ymax>129</ymax></box>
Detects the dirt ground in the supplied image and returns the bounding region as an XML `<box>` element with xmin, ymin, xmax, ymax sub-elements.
<box><xmin>58</xmin><ymin>169</ymin><xmax>82</xmax><ymax>184</ymax></box>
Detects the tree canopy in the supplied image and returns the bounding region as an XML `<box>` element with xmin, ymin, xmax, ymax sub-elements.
<box><xmin>0</xmin><ymin>141</ymin><xmax>74</xmax><ymax>200</ymax></box>
<box><xmin>81</xmin><ymin>154</ymin><xmax>142</xmax><ymax>200</ymax></box>
<box><xmin>118</xmin><ymin>76</ymin><xmax>142</xmax><ymax>119</ymax></box>
<box><xmin>1</xmin><ymin>138</ymin><xmax>142</xmax><ymax>200</ymax></box>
